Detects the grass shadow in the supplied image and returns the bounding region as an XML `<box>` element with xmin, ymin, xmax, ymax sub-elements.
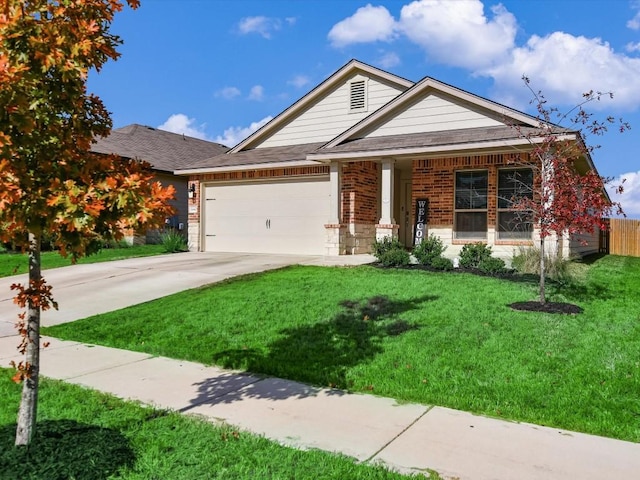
<box><xmin>0</xmin><ymin>419</ymin><xmax>135</xmax><ymax>480</ymax></box>
<box><xmin>188</xmin><ymin>295</ymin><xmax>435</xmax><ymax>407</ymax></box>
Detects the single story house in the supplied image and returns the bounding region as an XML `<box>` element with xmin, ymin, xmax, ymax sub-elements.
<box><xmin>92</xmin><ymin>124</ymin><xmax>228</xmax><ymax>241</ymax></box>
<box><xmin>175</xmin><ymin>59</ymin><xmax>603</xmax><ymax>258</ymax></box>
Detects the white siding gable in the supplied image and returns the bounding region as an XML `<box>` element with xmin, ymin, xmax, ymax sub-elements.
<box><xmin>258</xmin><ymin>74</ymin><xmax>405</xmax><ymax>149</ymax></box>
<box><xmin>364</xmin><ymin>91</ymin><xmax>503</xmax><ymax>138</ymax></box>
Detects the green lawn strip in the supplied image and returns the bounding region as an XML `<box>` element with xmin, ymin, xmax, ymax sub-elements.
<box><xmin>0</xmin><ymin>244</ymin><xmax>166</xmax><ymax>277</ymax></box>
<box><xmin>44</xmin><ymin>256</ymin><xmax>640</xmax><ymax>442</ymax></box>
<box><xmin>0</xmin><ymin>369</ymin><xmax>433</xmax><ymax>480</ymax></box>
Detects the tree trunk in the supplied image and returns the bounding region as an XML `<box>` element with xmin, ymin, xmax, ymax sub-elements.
<box><xmin>15</xmin><ymin>233</ymin><xmax>41</xmax><ymax>446</ymax></box>
<box><xmin>539</xmin><ymin>236</ymin><xmax>546</xmax><ymax>304</ymax></box>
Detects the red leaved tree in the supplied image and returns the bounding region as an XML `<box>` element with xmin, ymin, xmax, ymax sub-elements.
<box><xmin>0</xmin><ymin>0</ymin><xmax>175</xmax><ymax>445</ymax></box>
<box><xmin>511</xmin><ymin>77</ymin><xmax>628</xmax><ymax>303</ymax></box>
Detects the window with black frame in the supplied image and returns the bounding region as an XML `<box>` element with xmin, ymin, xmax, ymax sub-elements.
<box><xmin>454</xmin><ymin>170</ymin><xmax>488</xmax><ymax>239</ymax></box>
<box><xmin>497</xmin><ymin>168</ymin><xmax>534</xmax><ymax>240</ymax></box>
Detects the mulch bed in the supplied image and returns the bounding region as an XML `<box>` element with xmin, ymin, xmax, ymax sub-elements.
<box><xmin>509</xmin><ymin>301</ymin><xmax>583</xmax><ymax>315</ymax></box>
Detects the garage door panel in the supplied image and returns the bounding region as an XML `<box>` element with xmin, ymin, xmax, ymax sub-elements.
<box><xmin>203</xmin><ymin>179</ymin><xmax>330</xmax><ymax>255</ymax></box>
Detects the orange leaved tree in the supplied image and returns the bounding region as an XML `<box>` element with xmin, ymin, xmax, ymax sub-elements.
<box><xmin>0</xmin><ymin>0</ymin><xmax>174</xmax><ymax>446</ymax></box>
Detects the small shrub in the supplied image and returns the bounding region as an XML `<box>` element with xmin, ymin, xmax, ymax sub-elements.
<box><xmin>413</xmin><ymin>234</ymin><xmax>446</xmax><ymax>266</ymax></box>
<box><xmin>430</xmin><ymin>256</ymin><xmax>453</xmax><ymax>271</ymax></box>
<box><xmin>459</xmin><ymin>243</ymin><xmax>493</xmax><ymax>268</ymax></box>
<box><xmin>160</xmin><ymin>231</ymin><xmax>189</xmax><ymax>253</ymax></box>
<box><xmin>372</xmin><ymin>236</ymin><xmax>410</xmax><ymax>267</ymax></box>
<box><xmin>378</xmin><ymin>248</ymin><xmax>411</xmax><ymax>267</ymax></box>
<box><xmin>372</xmin><ymin>236</ymin><xmax>404</xmax><ymax>258</ymax></box>
<box><xmin>478</xmin><ymin>256</ymin><xmax>506</xmax><ymax>274</ymax></box>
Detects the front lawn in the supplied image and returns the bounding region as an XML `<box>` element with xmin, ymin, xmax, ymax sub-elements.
<box><xmin>0</xmin><ymin>244</ymin><xmax>165</xmax><ymax>278</ymax></box>
<box><xmin>0</xmin><ymin>369</ymin><xmax>430</xmax><ymax>479</ymax></box>
<box><xmin>44</xmin><ymin>255</ymin><xmax>640</xmax><ymax>442</ymax></box>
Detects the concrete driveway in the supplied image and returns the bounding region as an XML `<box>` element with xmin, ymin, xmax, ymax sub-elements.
<box><xmin>0</xmin><ymin>251</ymin><xmax>375</xmax><ymax>337</ymax></box>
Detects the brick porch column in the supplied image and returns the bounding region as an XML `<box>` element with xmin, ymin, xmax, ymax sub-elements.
<box><xmin>377</xmin><ymin>159</ymin><xmax>399</xmax><ymax>241</ymax></box>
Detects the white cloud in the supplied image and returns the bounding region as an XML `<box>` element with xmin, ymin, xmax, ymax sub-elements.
<box><xmin>285</xmin><ymin>17</ymin><xmax>297</xmax><ymax>26</ymax></box>
<box><xmin>287</xmin><ymin>74</ymin><xmax>311</xmax><ymax>88</ymax></box>
<box><xmin>607</xmin><ymin>171</ymin><xmax>640</xmax><ymax>218</ymax></box>
<box><xmin>627</xmin><ymin>41</ymin><xmax>640</xmax><ymax>53</ymax></box>
<box><xmin>248</xmin><ymin>85</ymin><xmax>264</xmax><ymax>101</ymax></box>
<box><xmin>238</xmin><ymin>16</ymin><xmax>282</xmax><ymax>39</ymax></box>
<box><xmin>329</xmin><ymin>0</ymin><xmax>640</xmax><ymax>112</ymax></box>
<box><xmin>485</xmin><ymin>32</ymin><xmax>640</xmax><ymax>111</ymax></box>
<box><xmin>377</xmin><ymin>51</ymin><xmax>401</xmax><ymax>69</ymax></box>
<box><xmin>627</xmin><ymin>3</ymin><xmax>640</xmax><ymax>30</ymax></box>
<box><xmin>328</xmin><ymin>4</ymin><xmax>397</xmax><ymax>47</ymax></box>
<box><xmin>398</xmin><ymin>0</ymin><xmax>517</xmax><ymax>70</ymax></box>
<box><xmin>157</xmin><ymin>114</ymin><xmax>208</xmax><ymax>140</ymax></box>
<box><xmin>215</xmin><ymin>86</ymin><xmax>241</xmax><ymax>100</ymax></box>
<box><xmin>214</xmin><ymin>116</ymin><xmax>273</xmax><ymax>147</ymax></box>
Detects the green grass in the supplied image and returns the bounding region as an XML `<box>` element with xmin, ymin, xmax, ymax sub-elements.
<box><xmin>0</xmin><ymin>370</ymin><xmax>432</xmax><ymax>479</ymax></box>
<box><xmin>44</xmin><ymin>255</ymin><xmax>640</xmax><ymax>442</ymax></box>
<box><xmin>0</xmin><ymin>244</ymin><xmax>166</xmax><ymax>278</ymax></box>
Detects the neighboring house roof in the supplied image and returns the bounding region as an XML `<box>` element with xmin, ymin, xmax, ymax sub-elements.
<box><xmin>92</xmin><ymin>124</ymin><xmax>228</xmax><ymax>173</ymax></box>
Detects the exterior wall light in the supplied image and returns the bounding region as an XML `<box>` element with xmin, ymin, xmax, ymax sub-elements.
<box><xmin>188</xmin><ymin>182</ymin><xmax>196</xmax><ymax>199</ymax></box>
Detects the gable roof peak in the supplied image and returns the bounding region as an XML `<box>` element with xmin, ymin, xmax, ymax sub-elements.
<box><xmin>228</xmin><ymin>58</ymin><xmax>414</xmax><ymax>153</ymax></box>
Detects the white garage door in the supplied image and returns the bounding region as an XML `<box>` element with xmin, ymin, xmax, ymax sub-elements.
<box><xmin>203</xmin><ymin>178</ymin><xmax>330</xmax><ymax>255</ymax></box>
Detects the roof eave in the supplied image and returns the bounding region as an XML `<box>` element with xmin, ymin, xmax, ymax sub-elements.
<box><xmin>321</xmin><ymin>77</ymin><xmax>545</xmax><ymax>150</ymax></box>
<box><xmin>307</xmin><ymin>135</ymin><xmax>578</xmax><ymax>162</ymax></box>
<box><xmin>174</xmin><ymin>160</ymin><xmax>324</xmax><ymax>176</ymax></box>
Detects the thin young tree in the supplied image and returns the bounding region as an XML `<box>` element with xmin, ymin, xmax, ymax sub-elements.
<box><xmin>0</xmin><ymin>0</ymin><xmax>175</xmax><ymax>446</ymax></box>
<box><xmin>510</xmin><ymin>77</ymin><xmax>628</xmax><ymax>303</ymax></box>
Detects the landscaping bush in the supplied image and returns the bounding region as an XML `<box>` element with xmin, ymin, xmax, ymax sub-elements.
<box><xmin>478</xmin><ymin>256</ymin><xmax>506</xmax><ymax>274</ymax></box>
<box><xmin>412</xmin><ymin>234</ymin><xmax>446</xmax><ymax>266</ymax></box>
<box><xmin>160</xmin><ymin>231</ymin><xmax>189</xmax><ymax>253</ymax></box>
<box><xmin>372</xmin><ymin>236</ymin><xmax>410</xmax><ymax>267</ymax></box>
<box><xmin>459</xmin><ymin>243</ymin><xmax>493</xmax><ymax>268</ymax></box>
<box><xmin>430</xmin><ymin>256</ymin><xmax>454</xmax><ymax>271</ymax></box>
<box><xmin>378</xmin><ymin>248</ymin><xmax>410</xmax><ymax>267</ymax></box>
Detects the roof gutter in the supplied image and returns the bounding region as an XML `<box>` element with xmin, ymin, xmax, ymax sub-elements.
<box><xmin>174</xmin><ymin>160</ymin><xmax>323</xmax><ymax>176</ymax></box>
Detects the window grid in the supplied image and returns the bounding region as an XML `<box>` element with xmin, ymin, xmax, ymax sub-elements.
<box><xmin>454</xmin><ymin>170</ymin><xmax>488</xmax><ymax>239</ymax></box>
<box><xmin>497</xmin><ymin>168</ymin><xmax>534</xmax><ymax>240</ymax></box>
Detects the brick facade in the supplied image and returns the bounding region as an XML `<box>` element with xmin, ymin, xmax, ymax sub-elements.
<box><xmin>341</xmin><ymin>161</ymin><xmax>379</xmax><ymax>224</ymax></box>
<box><xmin>412</xmin><ymin>153</ymin><xmax>532</xmax><ymax>230</ymax></box>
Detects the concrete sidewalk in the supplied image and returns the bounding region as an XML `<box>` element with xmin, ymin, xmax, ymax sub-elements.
<box><xmin>1</xmin><ymin>336</ymin><xmax>638</xmax><ymax>479</ymax></box>
<box><xmin>1</xmin><ymin>252</ymin><xmax>639</xmax><ymax>479</ymax></box>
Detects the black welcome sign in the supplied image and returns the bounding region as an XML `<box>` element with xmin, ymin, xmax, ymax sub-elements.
<box><xmin>413</xmin><ymin>198</ymin><xmax>428</xmax><ymax>246</ymax></box>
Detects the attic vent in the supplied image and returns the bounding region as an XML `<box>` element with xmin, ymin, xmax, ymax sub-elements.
<box><xmin>349</xmin><ymin>80</ymin><xmax>366</xmax><ymax>111</ymax></box>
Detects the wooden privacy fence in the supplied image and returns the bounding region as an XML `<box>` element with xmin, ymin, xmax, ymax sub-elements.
<box><xmin>600</xmin><ymin>218</ymin><xmax>640</xmax><ymax>257</ymax></box>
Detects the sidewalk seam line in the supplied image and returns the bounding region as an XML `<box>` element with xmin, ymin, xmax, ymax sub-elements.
<box><xmin>63</xmin><ymin>355</ymin><xmax>155</xmax><ymax>380</ymax></box>
<box><xmin>363</xmin><ymin>405</ymin><xmax>435</xmax><ymax>464</ymax></box>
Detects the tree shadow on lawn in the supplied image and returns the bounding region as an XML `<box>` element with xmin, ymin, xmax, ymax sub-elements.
<box><xmin>0</xmin><ymin>419</ymin><xmax>135</xmax><ymax>480</ymax></box>
<box><xmin>185</xmin><ymin>295</ymin><xmax>436</xmax><ymax>408</ymax></box>
<box><xmin>496</xmin><ymin>270</ymin><xmax>615</xmax><ymax>303</ymax></box>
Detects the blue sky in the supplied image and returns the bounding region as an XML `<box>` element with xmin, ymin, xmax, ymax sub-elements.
<box><xmin>88</xmin><ymin>0</ymin><xmax>640</xmax><ymax>217</ymax></box>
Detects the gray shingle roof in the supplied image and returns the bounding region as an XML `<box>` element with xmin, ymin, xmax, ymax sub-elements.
<box><xmin>181</xmin><ymin>126</ymin><xmax>551</xmax><ymax>171</ymax></box>
<box><xmin>180</xmin><ymin>142</ymin><xmax>326</xmax><ymax>170</ymax></box>
<box><xmin>317</xmin><ymin>125</ymin><xmax>544</xmax><ymax>155</ymax></box>
<box><xmin>91</xmin><ymin>124</ymin><xmax>229</xmax><ymax>172</ymax></box>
